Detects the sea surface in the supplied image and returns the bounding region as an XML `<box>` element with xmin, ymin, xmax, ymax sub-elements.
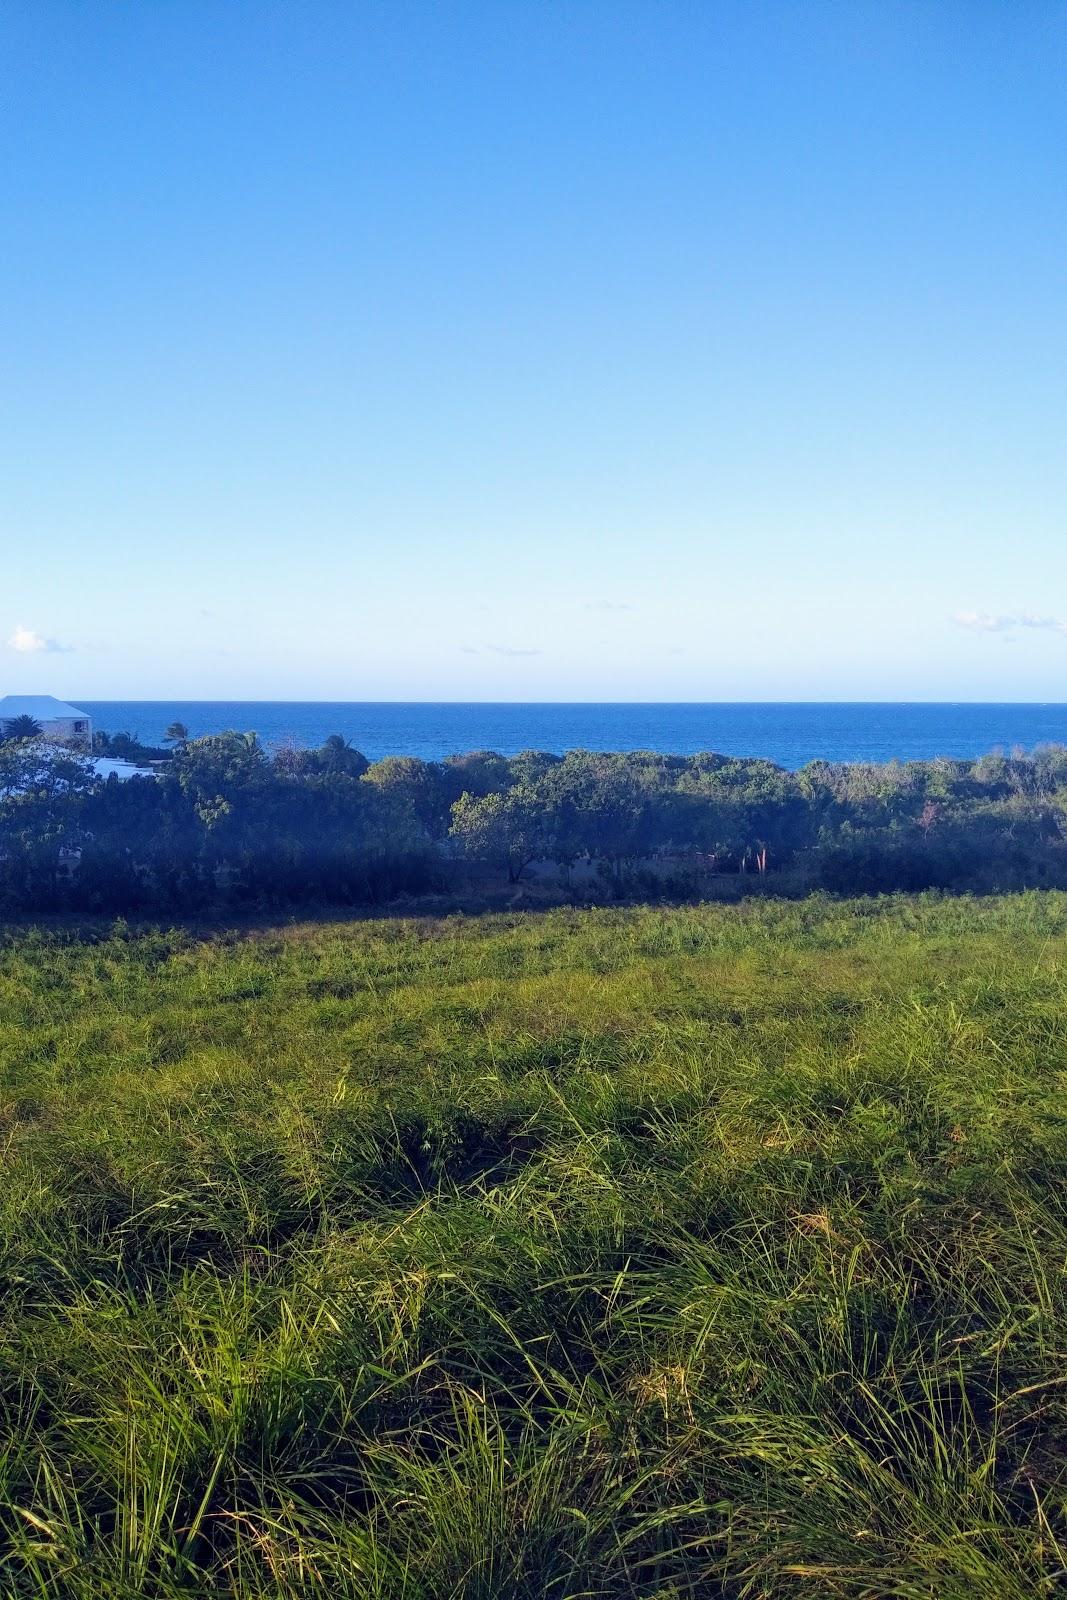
<box><xmin>80</xmin><ymin>702</ymin><xmax>1067</xmax><ymax>769</ymax></box>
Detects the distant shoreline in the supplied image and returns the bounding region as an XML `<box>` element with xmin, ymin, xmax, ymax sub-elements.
<box><xmin>74</xmin><ymin>700</ymin><xmax>1067</xmax><ymax>769</ymax></box>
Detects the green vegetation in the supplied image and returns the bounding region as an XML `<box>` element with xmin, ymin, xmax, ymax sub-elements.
<box><xmin>2</xmin><ymin>717</ymin><xmax>44</xmax><ymax>743</ymax></box>
<box><xmin>7</xmin><ymin>733</ymin><xmax>1067</xmax><ymax>913</ymax></box>
<box><xmin>92</xmin><ymin>730</ymin><xmax>172</xmax><ymax>764</ymax></box>
<box><xmin>2</xmin><ymin>892</ymin><xmax>1066</xmax><ymax>1596</ymax></box>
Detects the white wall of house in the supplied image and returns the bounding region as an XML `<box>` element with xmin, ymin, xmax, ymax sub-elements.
<box><xmin>41</xmin><ymin>716</ymin><xmax>93</xmax><ymax>747</ymax></box>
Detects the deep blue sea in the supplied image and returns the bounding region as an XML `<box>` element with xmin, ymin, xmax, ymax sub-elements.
<box><xmin>79</xmin><ymin>702</ymin><xmax>1067</xmax><ymax>769</ymax></box>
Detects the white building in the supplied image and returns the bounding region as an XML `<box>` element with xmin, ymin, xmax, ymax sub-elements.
<box><xmin>0</xmin><ymin>695</ymin><xmax>93</xmax><ymax>749</ymax></box>
<box><xmin>91</xmin><ymin>757</ymin><xmax>153</xmax><ymax>782</ymax></box>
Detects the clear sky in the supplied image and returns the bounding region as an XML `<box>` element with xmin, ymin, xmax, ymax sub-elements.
<box><xmin>3</xmin><ymin>2</ymin><xmax>1066</xmax><ymax>700</ymax></box>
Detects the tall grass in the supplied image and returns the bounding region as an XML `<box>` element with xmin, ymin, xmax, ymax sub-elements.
<box><xmin>1</xmin><ymin>893</ymin><xmax>1065</xmax><ymax>1596</ymax></box>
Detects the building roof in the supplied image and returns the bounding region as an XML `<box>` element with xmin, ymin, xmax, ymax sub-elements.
<box><xmin>0</xmin><ymin>753</ymin><xmax>153</xmax><ymax>798</ymax></box>
<box><xmin>92</xmin><ymin>758</ymin><xmax>154</xmax><ymax>782</ymax></box>
<box><xmin>0</xmin><ymin>695</ymin><xmax>91</xmax><ymax>722</ymax></box>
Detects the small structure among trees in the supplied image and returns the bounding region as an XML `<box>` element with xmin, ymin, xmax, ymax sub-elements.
<box><xmin>0</xmin><ymin>695</ymin><xmax>93</xmax><ymax>749</ymax></box>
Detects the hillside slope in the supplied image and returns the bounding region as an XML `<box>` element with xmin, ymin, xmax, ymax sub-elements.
<box><xmin>2</xmin><ymin>895</ymin><xmax>1066</xmax><ymax>1597</ymax></box>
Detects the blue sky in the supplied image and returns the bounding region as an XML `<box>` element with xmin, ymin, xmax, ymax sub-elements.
<box><xmin>3</xmin><ymin>1</ymin><xmax>1066</xmax><ymax>700</ymax></box>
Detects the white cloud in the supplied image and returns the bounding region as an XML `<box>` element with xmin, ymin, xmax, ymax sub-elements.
<box><xmin>954</xmin><ymin>611</ymin><xmax>1014</xmax><ymax>633</ymax></box>
<box><xmin>953</xmin><ymin>610</ymin><xmax>1067</xmax><ymax>636</ymax></box>
<box><xmin>459</xmin><ymin>643</ymin><xmax>541</xmax><ymax>657</ymax></box>
<box><xmin>1018</xmin><ymin>613</ymin><xmax>1067</xmax><ymax>633</ymax></box>
<box><xmin>7</xmin><ymin>624</ymin><xmax>70</xmax><ymax>654</ymax></box>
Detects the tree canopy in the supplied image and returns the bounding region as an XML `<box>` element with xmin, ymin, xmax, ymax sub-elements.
<box><xmin>5</xmin><ymin>730</ymin><xmax>1067</xmax><ymax>912</ymax></box>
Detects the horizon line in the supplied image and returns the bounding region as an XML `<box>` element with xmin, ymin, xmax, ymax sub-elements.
<box><xmin>68</xmin><ymin>697</ymin><xmax>1067</xmax><ymax>708</ymax></box>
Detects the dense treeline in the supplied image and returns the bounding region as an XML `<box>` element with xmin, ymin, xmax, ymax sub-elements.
<box><xmin>4</xmin><ymin>728</ymin><xmax>1067</xmax><ymax>911</ymax></box>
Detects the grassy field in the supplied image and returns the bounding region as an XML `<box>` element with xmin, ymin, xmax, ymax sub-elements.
<box><xmin>1</xmin><ymin>894</ymin><xmax>1066</xmax><ymax>1598</ymax></box>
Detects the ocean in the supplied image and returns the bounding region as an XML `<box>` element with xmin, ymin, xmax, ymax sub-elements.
<box><xmin>79</xmin><ymin>702</ymin><xmax>1067</xmax><ymax>769</ymax></box>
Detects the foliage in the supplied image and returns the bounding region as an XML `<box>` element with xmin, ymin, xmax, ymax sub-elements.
<box><xmin>0</xmin><ymin>742</ymin><xmax>96</xmax><ymax>905</ymax></box>
<box><xmin>7</xmin><ymin>733</ymin><xmax>1067</xmax><ymax>911</ymax></box>
<box><xmin>273</xmin><ymin>735</ymin><xmax>369</xmax><ymax>781</ymax></box>
<box><xmin>0</xmin><ymin>893</ymin><xmax>1066</xmax><ymax>1595</ymax></box>
<box><xmin>1</xmin><ymin>715</ymin><xmax>43</xmax><ymax>742</ymax></box>
<box><xmin>451</xmin><ymin>786</ymin><xmax>547</xmax><ymax>880</ymax></box>
<box><xmin>362</xmin><ymin>755</ymin><xmax>452</xmax><ymax>836</ymax></box>
<box><xmin>94</xmin><ymin>729</ymin><xmax>171</xmax><ymax>763</ymax></box>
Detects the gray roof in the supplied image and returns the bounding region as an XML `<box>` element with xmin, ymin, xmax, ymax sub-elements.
<box><xmin>0</xmin><ymin>695</ymin><xmax>90</xmax><ymax>722</ymax></box>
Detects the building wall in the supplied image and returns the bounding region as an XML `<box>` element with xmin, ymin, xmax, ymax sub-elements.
<box><xmin>42</xmin><ymin>716</ymin><xmax>93</xmax><ymax>750</ymax></box>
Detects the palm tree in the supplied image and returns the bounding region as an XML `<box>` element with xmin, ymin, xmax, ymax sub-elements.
<box><xmin>2</xmin><ymin>715</ymin><xmax>43</xmax><ymax>742</ymax></box>
<box><xmin>163</xmin><ymin>721</ymin><xmax>190</xmax><ymax>747</ymax></box>
<box><xmin>320</xmin><ymin>733</ymin><xmax>369</xmax><ymax>777</ymax></box>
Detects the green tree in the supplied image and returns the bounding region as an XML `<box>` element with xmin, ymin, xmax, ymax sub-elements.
<box><xmin>443</xmin><ymin>749</ymin><xmax>513</xmax><ymax>794</ymax></box>
<box><xmin>1</xmin><ymin>715</ymin><xmax>43</xmax><ymax>742</ymax></box>
<box><xmin>450</xmin><ymin>787</ymin><xmax>547</xmax><ymax>882</ymax></box>
<box><xmin>0</xmin><ymin>741</ymin><xmax>96</xmax><ymax>902</ymax></box>
<box><xmin>164</xmin><ymin>721</ymin><xmax>190</xmax><ymax>747</ymax></box>
<box><xmin>363</xmin><ymin>756</ymin><xmax>450</xmax><ymax>836</ymax></box>
<box><xmin>169</xmin><ymin>732</ymin><xmax>269</xmax><ymax>814</ymax></box>
<box><xmin>319</xmin><ymin>733</ymin><xmax>369</xmax><ymax>778</ymax></box>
